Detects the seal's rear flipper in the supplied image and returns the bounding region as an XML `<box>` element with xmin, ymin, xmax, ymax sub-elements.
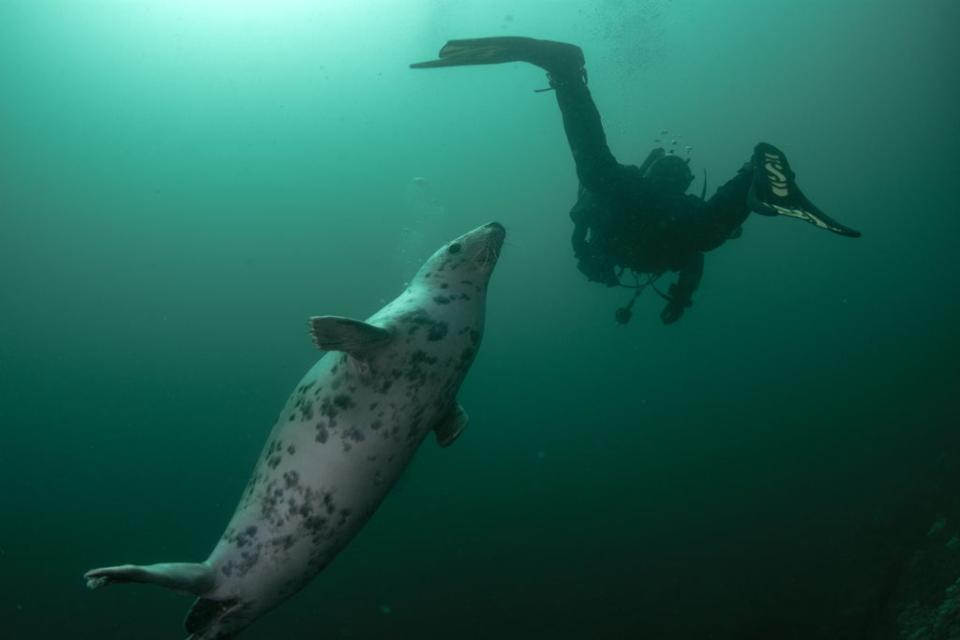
<box><xmin>308</xmin><ymin>316</ymin><xmax>393</xmax><ymax>358</ymax></box>
<box><xmin>749</xmin><ymin>142</ymin><xmax>861</xmax><ymax>238</ymax></box>
<box><xmin>84</xmin><ymin>562</ymin><xmax>214</xmax><ymax>596</ymax></box>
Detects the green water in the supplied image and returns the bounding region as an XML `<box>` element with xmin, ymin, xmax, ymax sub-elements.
<box><xmin>1</xmin><ymin>1</ymin><xmax>958</xmax><ymax>638</ymax></box>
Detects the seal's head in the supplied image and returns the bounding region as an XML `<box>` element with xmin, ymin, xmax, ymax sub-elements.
<box><xmin>412</xmin><ymin>221</ymin><xmax>505</xmax><ymax>291</ymax></box>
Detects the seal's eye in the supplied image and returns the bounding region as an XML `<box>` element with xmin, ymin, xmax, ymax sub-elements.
<box><xmin>447</xmin><ymin>243</ymin><xmax>462</xmax><ymax>254</ymax></box>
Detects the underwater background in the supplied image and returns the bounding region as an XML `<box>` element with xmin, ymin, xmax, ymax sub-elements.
<box><xmin>1</xmin><ymin>0</ymin><xmax>958</xmax><ymax>638</ymax></box>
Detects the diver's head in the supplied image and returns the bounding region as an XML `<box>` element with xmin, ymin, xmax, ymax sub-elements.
<box><xmin>643</xmin><ymin>154</ymin><xmax>694</xmax><ymax>195</ymax></box>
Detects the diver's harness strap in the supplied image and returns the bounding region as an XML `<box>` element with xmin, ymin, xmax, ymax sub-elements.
<box><xmin>614</xmin><ymin>270</ymin><xmax>671</xmax><ymax>324</ymax></box>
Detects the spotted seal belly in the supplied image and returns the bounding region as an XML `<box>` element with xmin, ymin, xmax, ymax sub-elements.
<box><xmin>84</xmin><ymin>222</ymin><xmax>506</xmax><ymax>639</ymax></box>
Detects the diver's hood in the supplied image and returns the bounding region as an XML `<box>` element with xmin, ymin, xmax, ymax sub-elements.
<box><xmin>641</xmin><ymin>150</ymin><xmax>695</xmax><ymax>194</ymax></box>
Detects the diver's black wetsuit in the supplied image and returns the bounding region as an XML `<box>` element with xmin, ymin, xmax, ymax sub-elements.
<box><xmin>411</xmin><ymin>36</ymin><xmax>860</xmax><ymax>323</ymax></box>
<box><xmin>553</xmin><ymin>71</ymin><xmax>752</xmax><ymax>307</ymax></box>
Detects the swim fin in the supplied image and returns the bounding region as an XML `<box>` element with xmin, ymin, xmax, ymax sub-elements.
<box><xmin>410</xmin><ymin>36</ymin><xmax>585</xmax><ymax>77</ymax></box>
<box><xmin>748</xmin><ymin>142</ymin><xmax>861</xmax><ymax>238</ymax></box>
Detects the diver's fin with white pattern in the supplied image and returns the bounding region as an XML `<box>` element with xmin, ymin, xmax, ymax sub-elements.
<box><xmin>748</xmin><ymin>142</ymin><xmax>861</xmax><ymax>238</ymax></box>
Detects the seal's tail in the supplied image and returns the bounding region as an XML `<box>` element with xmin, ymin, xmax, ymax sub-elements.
<box><xmin>84</xmin><ymin>562</ymin><xmax>214</xmax><ymax>595</ymax></box>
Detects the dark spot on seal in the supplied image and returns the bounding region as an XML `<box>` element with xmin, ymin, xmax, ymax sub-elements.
<box><xmin>428</xmin><ymin>322</ymin><xmax>448</xmax><ymax>342</ymax></box>
<box><xmin>305</xmin><ymin>516</ymin><xmax>327</xmax><ymax>533</ymax></box>
<box><xmin>333</xmin><ymin>394</ymin><xmax>355</xmax><ymax>410</ymax></box>
<box><xmin>447</xmin><ymin>243</ymin><xmax>462</xmax><ymax>254</ymax></box>
<box><xmin>298</xmin><ymin>401</ymin><xmax>314</xmax><ymax>420</ymax></box>
<box><xmin>371</xmin><ymin>420</ymin><xmax>382</xmax><ymax>431</ymax></box>
<box><xmin>456</xmin><ymin>346</ymin><xmax>476</xmax><ymax>372</ymax></box>
<box><xmin>433</xmin><ymin>296</ymin><xmax>450</xmax><ymax>305</ymax></box>
<box><xmin>411</xmin><ymin>350</ymin><xmax>437</xmax><ymax>365</ymax></box>
<box><xmin>283</xmin><ymin>471</ymin><xmax>299</xmax><ymax>489</ymax></box>
<box><xmin>287</xmin><ymin>444</ymin><xmax>296</xmax><ymax>455</ymax></box>
<box><xmin>230</xmin><ymin>525</ymin><xmax>260</xmax><ymax>549</ymax></box>
<box><xmin>320</xmin><ymin>398</ymin><xmax>338</xmax><ymax>419</ymax></box>
<box><xmin>315</xmin><ymin>425</ymin><xmax>329</xmax><ymax>443</ymax></box>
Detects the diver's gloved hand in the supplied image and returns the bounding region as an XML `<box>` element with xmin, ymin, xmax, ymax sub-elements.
<box><xmin>660</xmin><ymin>284</ymin><xmax>692</xmax><ymax>325</ymax></box>
<box><xmin>576</xmin><ymin>254</ymin><xmax>619</xmax><ymax>287</ymax></box>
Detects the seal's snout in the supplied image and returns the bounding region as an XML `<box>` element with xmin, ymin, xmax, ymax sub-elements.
<box><xmin>472</xmin><ymin>221</ymin><xmax>505</xmax><ymax>267</ymax></box>
<box><xmin>478</xmin><ymin>221</ymin><xmax>506</xmax><ymax>253</ymax></box>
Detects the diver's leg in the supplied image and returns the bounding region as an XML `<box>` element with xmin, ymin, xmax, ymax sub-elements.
<box><xmin>694</xmin><ymin>166</ymin><xmax>754</xmax><ymax>252</ymax></box>
<box><xmin>660</xmin><ymin>252</ymin><xmax>704</xmax><ymax>325</ymax></box>
<box><xmin>412</xmin><ymin>37</ymin><xmax>627</xmax><ymax>196</ymax></box>
<box><xmin>546</xmin><ymin>55</ymin><xmax>629</xmax><ymax>195</ymax></box>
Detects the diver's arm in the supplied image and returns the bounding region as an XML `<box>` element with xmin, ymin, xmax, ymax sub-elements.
<box><xmin>660</xmin><ymin>252</ymin><xmax>703</xmax><ymax>324</ymax></box>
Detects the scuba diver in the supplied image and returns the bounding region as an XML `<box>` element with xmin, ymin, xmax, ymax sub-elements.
<box><xmin>412</xmin><ymin>37</ymin><xmax>861</xmax><ymax>324</ymax></box>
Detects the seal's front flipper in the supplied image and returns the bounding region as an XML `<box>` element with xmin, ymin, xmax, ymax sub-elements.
<box><xmin>435</xmin><ymin>403</ymin><xmax>469</xmax><ymax>447</ymax></box>
<box><xmin>185</xmin><ymin>596</ymin><xmax>242</xmax><ymax>639</ymax></box>
<box><xmin>748</xmin><ymin>142</ymin><xmax>861</xmax><ymax>238</ymax></box>
<box><xmin>308</xmin><ymin>316</ymin><xmax>393</xmax><ymax>358</ymax></box>
<box><xmin>84</xmin><ymin>562</ymin><xmax>214</xmax><ymax>596</ymax></box>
